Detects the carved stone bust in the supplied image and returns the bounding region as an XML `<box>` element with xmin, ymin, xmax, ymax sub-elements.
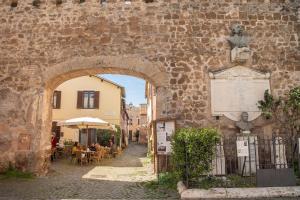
<box><xmin>228</xmin><ymin>24</ymin><xmax>249</xmax><ymax>49</ymax></box>
<box><xmin>227</xmin><ymin>24</ymin><xmax>251</xmax><ymax>63</ymax></box>
<box><xmin>235</xmin><ymin>112</ymin><xmax>253</xmax><ymax>133</ymax></box>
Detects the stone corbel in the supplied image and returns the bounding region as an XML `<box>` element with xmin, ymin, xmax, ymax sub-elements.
<box><xmin>209</xmin><ymin>72</ymin><xmax>215</xmax><ymax>79</ymax></box>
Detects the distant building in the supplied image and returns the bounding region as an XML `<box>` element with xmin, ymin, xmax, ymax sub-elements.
<box><xmin>52</xmin><ymin>75</ymin><xmax>128</xmax><ymax>146</ymax></box>
<box><xmin>126</xmin><ymin>104</ymin><xmax>140</xmax><ymax>142</ymax></box>
<box><xmin>139</xmin><ymin>104</ymin><xmax>148</xmax><ymax>144</ymax></box>
<box><xmin>120</xmin><ymin>99</ymin><xmax>130</xmax><ymax>147</ymax></box>
<box><xmin>126</xmin><ymin>103</ymin><xmax>148</xmax><ymax>144</ymax></box>
<box><xmin>145</xmin><ymin>82</ymin><xmax>157</xmax><ymax>153</ymax></box>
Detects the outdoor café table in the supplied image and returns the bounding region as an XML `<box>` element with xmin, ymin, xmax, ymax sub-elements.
<box><xmin>81</xmin><ymin>150</ymin><xmax>95</xmax><ymax>163</ymax></box>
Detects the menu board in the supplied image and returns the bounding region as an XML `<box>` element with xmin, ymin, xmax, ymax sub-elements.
<box><xmin>156</xmin><ymin>121</ymin><xmax>175</xmax><ymax>155</ymax></box>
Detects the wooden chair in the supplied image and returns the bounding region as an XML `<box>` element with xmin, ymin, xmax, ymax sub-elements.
<box><xmin>99</xmin><ymin>148</ymin><xmax>105</xmax><ymax>159</ymax></box>
<box><xmin>70</xmin><ymin>153</ymin><xmax>77</xmax><ymax>164</ymax></box>
<box><xmin>69</xmin><ymin>147</ymin><xmax>77</xmax><ymax>164</ymax></box>
<box><xmin>117</xmin><ymin>147</ymin><xmax>122</xmax><ymax>155</ymax></box>
<box><xmin>76</xmin><ymin>151</ymin><xmax>88</xmax><ymax>166</ymax></box>
<box><xmin>101</xmin><ymin>147</ymin><xmax>109</xmax><ymax>159</ymax></box>
<box><xmin>64</xmin><ymin>146</ymin><xmax>72</xmax><ymax>158</ymax></box>
<box><xmin>91</xmin><ymin>151</ymin><xmax>102</xmax><ymax>163</ymax></box>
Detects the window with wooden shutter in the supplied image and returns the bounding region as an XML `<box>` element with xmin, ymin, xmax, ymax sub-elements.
<box><xmin>53</xmin><ymin>91</ymin><xmax>61</xmax><ymax>109</ymax></box>
<box><xmin>78</xmin><ymin>91</ymin><xmax>99</xmax><ymax>109</ymax></box>
<box><xmin>94</xmin><ymin>91</ymin><xmax>99</xmax><ymax>109</ymax></box>
<box><xmin>77</xmin><ymin>91</ymin><xmax>83</xmax><ymax>109</ymax></box>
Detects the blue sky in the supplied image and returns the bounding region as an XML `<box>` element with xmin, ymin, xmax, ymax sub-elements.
<box><xmin>100</xmin><ymin>74</ymin><xmax>146</xmax><ymax>106</ymax></box>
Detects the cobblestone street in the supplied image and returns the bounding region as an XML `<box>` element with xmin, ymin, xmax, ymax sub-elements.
<box><xmin>1</xmin><ymin>144</ymin><xmax>299</xmax><ymax>200</ymax></box>
<box><xmin>0</xmin><ymin>144</ymin><xmax>178</xmax><ymax>200</ymax></box>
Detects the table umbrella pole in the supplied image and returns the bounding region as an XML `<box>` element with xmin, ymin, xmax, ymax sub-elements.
<box><xmin>86</xmin><ymin>125</ymin><xmax>88</xmax><ymax>147</ymax></box>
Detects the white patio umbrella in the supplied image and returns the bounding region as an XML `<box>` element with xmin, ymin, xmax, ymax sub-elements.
<box><xmin>57</xmin><ymin>117</ymin><xmax>116</xmax><ymax>146</ymax></box>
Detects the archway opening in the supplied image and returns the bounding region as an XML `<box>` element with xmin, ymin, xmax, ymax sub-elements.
<box><xmin>50</xmin><ymin>74</ymin><xmax>148</xmax><ymax>150</ymax></box>
<box><xmin>21</xmin><ymin>57</ymin><xmax>168</xmax><ymax>198</ymax></box>
<box><xmin>26</xmin><ymin>68</ymin><xmax>163</xmax><ymax>198</ymax></box>
<box><xmin>33</xmin><ymin>56</ymin><xmax>169</xmax><ymax>173</ymax></box>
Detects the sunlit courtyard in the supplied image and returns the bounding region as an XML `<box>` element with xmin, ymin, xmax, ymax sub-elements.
<box><xmin>0</xmin><ymin>144</ymin><xmax>178</xmax><ymax>200</ymax></box>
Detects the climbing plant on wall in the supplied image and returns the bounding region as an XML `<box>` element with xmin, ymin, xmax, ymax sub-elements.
<box><xmin>258</xmin><ymin>87</ymin><xmax>300</xmax><ymax>135</ymax></box>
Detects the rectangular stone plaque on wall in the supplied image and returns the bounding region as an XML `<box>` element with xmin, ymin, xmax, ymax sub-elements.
<box><xmin>209</xmin><ymin>66</ymin><xmax>270</xmax><ymax>121</ymax></box>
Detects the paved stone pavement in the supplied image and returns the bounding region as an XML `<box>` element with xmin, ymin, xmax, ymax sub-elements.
<box><xmin>1</xmin><ymin>144</ymin><xmax>299</xmax><ymax>200</ymax></box>
<box><xmin>0</xmin><ymin>144</ymin><xmax>178</xmax><ymax>200</ymax></box>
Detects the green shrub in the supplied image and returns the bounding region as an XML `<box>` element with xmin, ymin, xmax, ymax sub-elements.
<box><xmin>144</xmin><ymin>172</ymin><xmax>179</xmax><ymax>190</ymax></box>
<box><xmin>97</xmin><ymin>130</ymin><xmax>111</xmax><ymax>146</ymax></box>
<box><xmin>0</xmin><ymin>165</ymin><xmax>34</xmax><ymax>179</ymax></box>
<box><xmin>171</xmin><ymin>128</ymin><xmax>220</xmax><ymax>180</ymax></box>
<box><xmin>97</xmin><ymin>126</ymin><xmax>121</xmax><ymax>147</ymax></box>
<box><xmin>194</xmin><ymin>175</ymin><xmax>255</xmax><ymax>189</ymax></box>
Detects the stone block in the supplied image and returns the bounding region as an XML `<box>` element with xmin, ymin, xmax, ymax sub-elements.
<box><xmin>231</xmin><ymin>47</ymin><xmax>251</xmax><ymax>63</ymax></box>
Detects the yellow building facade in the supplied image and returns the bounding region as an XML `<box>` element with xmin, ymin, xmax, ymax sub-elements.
<box><xmin>52</xmin><ymin>75</ymin><xmax>125</xmax><ymax>143</ymax></box>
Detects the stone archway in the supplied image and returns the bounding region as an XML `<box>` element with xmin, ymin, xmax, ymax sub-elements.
<box><xmin>44</xmin><ymin>55</ymin><xmax>168</xmax><ymax>90</ymax></box>
<box><xmin>2</xmin><ymin>55</ymin><xmax>170</xmax><ymax>174</ymax></box>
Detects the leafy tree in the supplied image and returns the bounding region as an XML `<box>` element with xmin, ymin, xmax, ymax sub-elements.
<box><xmin>97</xmin><ymin>126</ymin><xmax>121</xmax><ymax>147</ymax></box>
<box><xmin>286</xmin><ymin>87</ymin><xmax>300</xmax><ymax>135</ymax></box>
<box><xmin>97</xmin><ymin>130</ymin><xmax>111</xmax><ymax>146</ymax></box>
<box><xmin>257</xmin><ymin>87</ymin><xmax>300</xmax><ymax>136</ymax></box>
<box><xmin>257</xmin><ymin>90</ymin><xmax>283</xmax><ymax>122</ymax></box>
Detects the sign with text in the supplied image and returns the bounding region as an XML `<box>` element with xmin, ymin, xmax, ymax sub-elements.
<box><xmin>237</xmin><ymin>140</ymin><xmax>249</xmax><ymax>157</ymax></box>
<box><xmin>156</xmin><ymin>120</ymin><xmax>175</xmax><ymax>155</ymax></box>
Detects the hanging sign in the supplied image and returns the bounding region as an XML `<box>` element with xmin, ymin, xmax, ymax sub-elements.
<box><xmin>156</xmin><ymin>120</ymin><xmax>175</xmax><ymax>155</ymax></box>
<box><xmin>236</xmin><ymin>140</ymin><xmax>249</xmax><ymax>157</ymax></box>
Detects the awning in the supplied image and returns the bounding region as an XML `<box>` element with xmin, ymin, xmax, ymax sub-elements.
<box><xmin>57</xmin><ymin>117</ymin><xmax>116</xmax><ymax>131</ymax></box>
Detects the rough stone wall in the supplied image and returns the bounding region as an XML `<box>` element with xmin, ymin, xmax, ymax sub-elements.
<box><xmin>0</xmin><ymin>0</ymin><xmax>299</xmax><ymax>173</ymax></box>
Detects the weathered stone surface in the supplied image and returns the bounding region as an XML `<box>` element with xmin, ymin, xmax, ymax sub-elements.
<box><xmin>18</xmin><ymin>134</ymin><xmax>31</xmax><ymax>151</ymax></box>
<box><xmin>210</xmin><ymin>66</ymin><xmax>271</xmax><ymax>121</ymax></box>
<box><xmin>0</xmin><ymin>0</ymin><xmax>299</xmax><ymax>174</ymax></box>
<box><xmin>231</xmin><ymin>47</ymin><xmax>251</xmax><ymax>63</ymax></box>
<box><xmin>180</xmin><ymin>185</ymin><xmax>300</xmax><ymax>199</ymax></box>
